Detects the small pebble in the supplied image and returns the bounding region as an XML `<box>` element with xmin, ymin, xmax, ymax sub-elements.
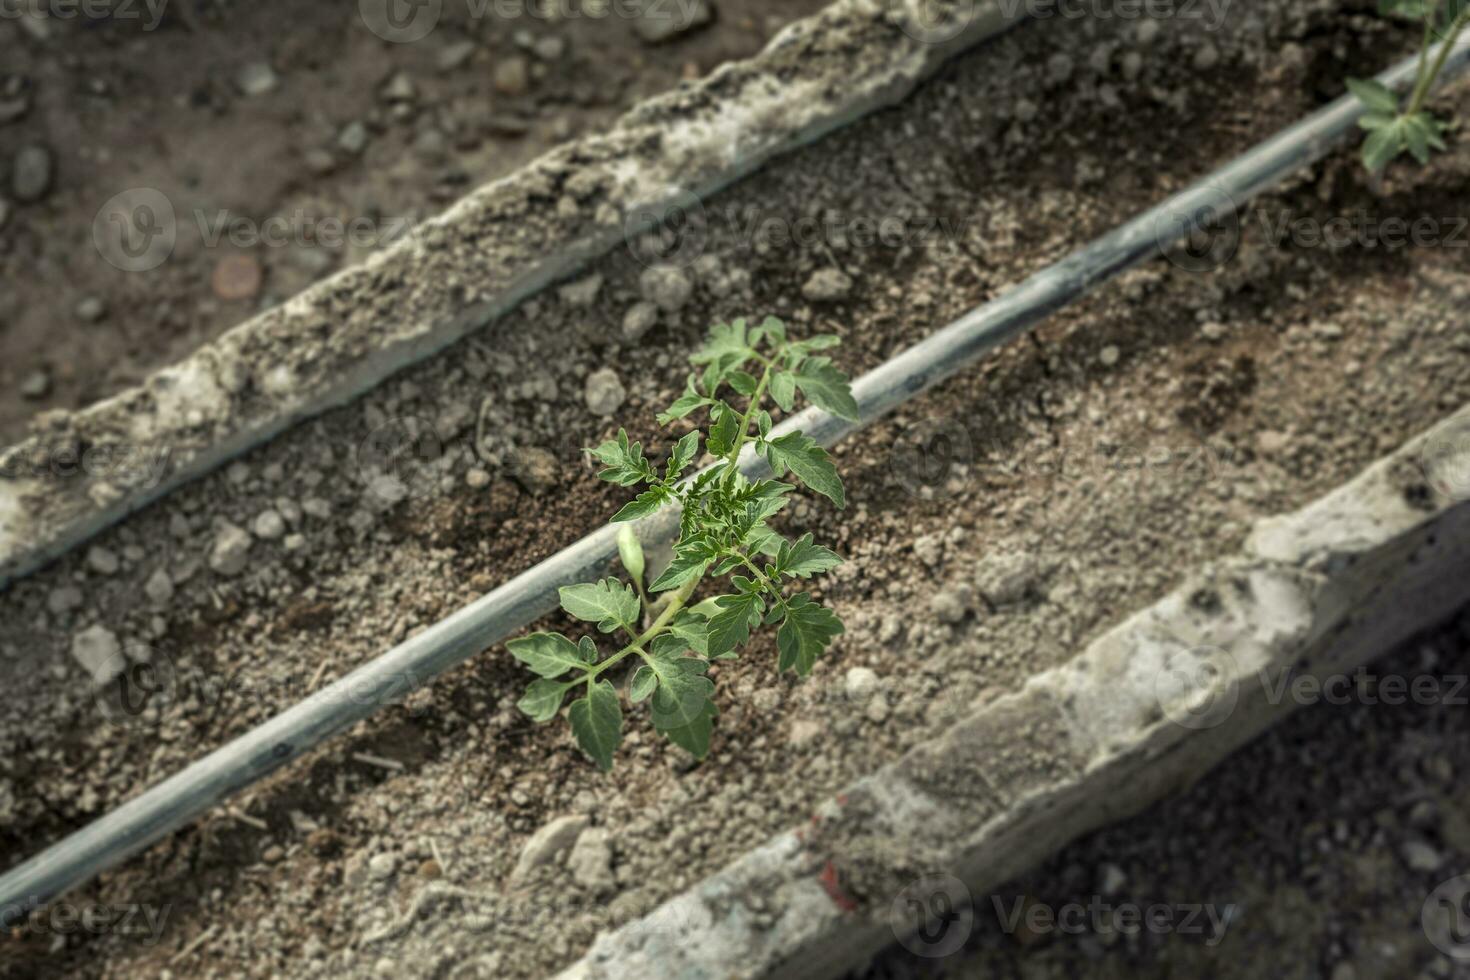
<box><xmin>585</xmin><ymin>368</ymin><xmax>627</xmax><ymax>417</ymax></box>
<box><xmin>20</xmin><ymin>368</ymin><xmax>51</xmax><ymax>400</ymax></box>
<box><xmin>87</xmin><ymin>546</ymin><xmax>120</xmax><ymax>576</ymax></box>
<box><xmin>1099</xmin><ymin>345</ymin><xmax>1120</xmax><ymax>367</ymax></box>
<box><xmin>639</xmin><ymin>264</ymin><xmax>693</xmax><ymax>313</ymax></box>
<box><xmin>144</xmin><ymin>568</ymin><xmax>175</xmax><ymax>605</ymax></box>
<box><xmin>253</xmin><ymin>509</ymin><xmax>286</xmax><ymax>540</ymax></box>
<box><xmin>12</xmin><ymin>143</ymin><xmax>55</xmax><ymax>203</ymax></box>
<box><xmin>212</xmin><ymin>254</ymin><xmax>263</xmax><ymax>302</ymax></box>
<box><xmin>844</xmin><ymin>666</ymin><xmax>879</xmax><ymax>702</ymax></box>
<box><xmin>209</xmin><ymin>523</ymin><xmax>253</xmax><ymax>577</ymax></box>
<box><xmin>235</xmin><ymin>62</ymin><xmax>280</xmax><ymax>97</ymax></box>
<box><xmin>801</xmin><ymin>268</ymin><xmax>853</xmax><ymax>303</ymax></box>
<box><xmin>76</xmin><ymin>296</ymin><xmax>106</xmax><ymax>322</ymax></box>
<box><xmin>71</xmin><ymin>625</ymin><xmax>124</xmax><ymax>686</ymax></box>
<box><xmin>494</xmin><ymin>57</ymin><xmax>530</xmax><ymax>96</ymax></box>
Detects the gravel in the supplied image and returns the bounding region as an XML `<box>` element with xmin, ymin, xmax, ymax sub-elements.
<box><xmin>11</xmin><ymin>144</ymin><xmax>54</xmax><ymax>203</ymax></box>
<box><xmin>70</xmin><ymin>625</ymin><xmax>123</xmax><ymax>686</ymax></box>
<box><xmin>801</xmin><ymin>268</ymin><xmax>853</xmax><ymax>302</ymax></box>
<box><xmin>235</xmin><ymin>62</ymin><xmax>280</xmax><ymax>97</ymax></box>
<box><xmin>513</xmin><ymin>814</ymin><xmax>589</xmax><ymax>880</ymax></box>
<box><xmin>584</xmin><ymin>367</ymin><xmax>627</xmax><ymax>417</ymax></box>
<box><xmin>622</xmin><ymin>301</ymin><xmax>659</xmax><ymax>342</ymax></box>
<box><xmin>208</xmin><ymin>523</ymin><xmax>253</xmax><ymax>576</ymax></box>
<box><xmin>639</xmin><ymin>264</ymin><xmax>693</xmax><ymax>313</ymax></box>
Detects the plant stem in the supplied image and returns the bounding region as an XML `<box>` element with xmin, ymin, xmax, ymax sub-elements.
<box><xmin>720</xmin><ymin>363</ymin><xmax>774</xmax><ymax>488</ymax></box>
<box><xmin>589</xmin><ymin>577</ymin><xmax>700</xmax><ymax>679</ymax></box>
<box><xmin>1409</xmin><ymin>9</ymin><xmax>1470</xmax><ymax>116</ymax></box>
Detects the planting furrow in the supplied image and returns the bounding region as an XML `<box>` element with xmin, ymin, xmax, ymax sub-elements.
<box><xmin>2</xmin><ymin>3</ymin><xmax>1469</xmax><ymax>978</ymax></box>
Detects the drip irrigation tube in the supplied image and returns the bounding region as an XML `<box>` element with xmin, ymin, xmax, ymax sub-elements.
<box><xmin>4</xmin><ymin>36</ymin><xmax>1468</xmax><ymax>926</ymax></box>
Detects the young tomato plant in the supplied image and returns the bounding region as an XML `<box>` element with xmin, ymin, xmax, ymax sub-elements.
<box><xmin>1350</xmin><ymin>0</ymin><xmax>1469</xmax><ymax>171</ymax></box>
<box><xmin>507</xmin><ymin>316</ymin><xmax>859</xmax><ymax>771</ymax></box>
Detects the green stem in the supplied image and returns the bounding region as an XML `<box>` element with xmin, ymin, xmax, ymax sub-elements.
<box><xmin>730</xmin><ymin>549</ymin><xmax>781</xmax><ymax>600</ymax></box>
<box><xmin>1409</xmin><ymin>9</ymin><xmax>1470</xmax><ymax>116</ymax></box>
<box><xmin>720</xmin><ymin>362</ymin><xmax>774</xmax><ymax>488</ymax></box>
<box><xmin>589</xmin><ymin>577</ymin><xmax>700</xmax><ymax>680</ymax></box>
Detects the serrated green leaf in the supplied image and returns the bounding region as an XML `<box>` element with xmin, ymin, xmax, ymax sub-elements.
<box><xmin>728</xmin><ymin>371</ymin><xmax>760</xmax><ymax>397</ymax></box>
<box><xmin>745</xmin><ymin>524</ymin><xmax>789</xmax><ymax>558</ymax></box>
<box><xmin>790</xmin><ymin>357</ymin><xmax>860</xmax><ymax>422</ymax></box>
<box><xmin>611</xmin><ymin>487</ymin><xmax>669</xmax><ymax>523</ymax></box>
<box><xmin>559</xmin><ymin>579</ymin><xmax>641</xmax><ymax>633</ymax></box>
<box><xmin>661</xmin><ymin>701</ymin><xmax>717</xmax><ymax>759</ymax></box>
<box><xmin>756</xmin><ymin>411</ymin><xmax>773</xmax><ymax>438</ymax></box>
<box><xmin>647</xmin><ymin>652</ymin><xmax>715</xmax><ymax>731</ymax></box>
<box><xmin>705</xmin><ymin>403</ymin><xmax>742</xmax><ymax>456</ymax></box>
<box><xmin>629</xmin><ymin>665</ymin><xmax>658</xmax><ymax>703</ymax></box>
<box><xmin>666</xmin><ymin>430</ymin><xmax>701</xmax><ymax>481</ymax></box>
<box><xmin>1347</xmin><ymin>77</ymin><xmax>1398</xmax><ymax>115</ymax></box>
<box><xmin>649</xmin><ymin>540</ymin><xmax>716</xmax><ymax>592</ymax></box>
<box><xmin>775</xmin><ymin>532</ymin><xmax>844</xmax><ymax>579</ymax></box>
<box><xmin>777</xmin><ymin>595</ymin><xmax>844</xmax><ymax>676</ymax></box>
<box><xmin>569</xmin><ymin>679</ymin><xmax>623</xmax><ymax>771</ymax></box>
<box><xmin>669</xmin><ymin>611</ymin><xmax>710</xmax><ymax>655</ymax></box>
<box><xmin>658</xmin><ymin>375</ymin><xmax>716</xmax><ymax>426</ymax></box>
<box><xmin>587</xmin><ymin>429</ymin><xmax>654</xmax><ymax>486</ymax></box>
<box><xmin>507</xmin><ymin>632</ymin><xmax>588</xmax><ymax>678</ymax></box>
<box><xmin>769</xmin><ymin>370</ymin><xmax>797</xmax><ymax>411</ymax></box>
<box><xmin>764</xmin><ymin>432</ymin><xmax>846</xmax><ymax>509</ymax></box>
<box><xmin>751</xmin><ymin>315</ymin><xmax>787</xmax><ymax>346</ymax></box>
<box><xmin>706</xmin><ymin>592</ymin><xmax>763</xmax><ymax>657</ymax></box>
<box><xmin>617</xmin><ymin>524</ymin><xmax>645</xmax><ymax>588</ymax></box>
<box><xmin>519</xmin><ymin>679</ymin><xmax>574</xmax><ymax>722</ymax></box>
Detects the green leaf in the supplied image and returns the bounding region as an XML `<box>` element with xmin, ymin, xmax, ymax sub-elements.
<box><xmin>769</xmin><ymin>370</ymin><xmax>797</xmax><ymax>411</ymax></box>
<box><xmin>649</xmin><ymin>540</ymin><xmax>716</xmax><ymax>592</ymax></box>
<box><xmin>507</xmin><ymin>632</ymin><xmax>588</xmax><ymax>678</ymax></box>
<box><xmin>763</xmin><ymin>432</ymin><xmax>846</xmax><ymax>509</ymax></box>
<box><xmin>669</xmin><ymin>611</ymin><xmax>711</xmax><ymax>655</ymax></box>
<box><xmin>728</xmin><ymin>371</ymin><xmax>760</xmax><ymax>397</ymax></box>
<box><xmin>751</xmin><ymin>315</ymin><xmax>787</xmax><ymax>346</ymax></box>
<box><xmin>665</xmin><ymin>430</ymin><xmax>701</xmax><ymax>481</ymax></box>
<box><xmin>518</xmin><ymin>679</ymin><xmax>573</xmax><ymax>722</ymax></box>
<box><xmin>611</xmin><ymin>487</ymin><xmax>669</xmax><ymax>523</ymax></box>
<box><xmin>1404</xmin><ymin>113</ymin><xmax>1432</xmax><ymax>163</ymax></box>
<box><xmin>745</xmin><ymin>524</ymin><xmax>789</xmax><ymax>558</ymax></box>
<box><xmin>559</xmin><ymin>579</ymin><xmax>641</xmax><ymax>633</ymax></box>
<box><xmin>790</xmin><ymin>357</ymin><xmax>860</xmax><ymax>422</ymax></box>
<box><xmin>777</xmin><ymin>595</ymin><xmax>844</xmax><ymax>676</ymax></box>
<box><xmin>692</xmin><ymin>319</ymin><xmax>756</xmax><ymax>390</ymax></box>
<box><xmin>705</xmin><ymin>403</ymin><xmax>742</xmax><ymax>456</ymax></box>
<box><xmin>1358</xmin><ymin>111</ymin><xmax>1396</xmax><ymax>131</ymax></box>
<box><xmin>661</xmin><ymin>701</ymin><xmax>717</xmax><ymax>759</ymax></box>
<box><xmin>646</xmin><ymin>650</ymin><xmax>715</xmax><ymax>731</ymax></box>
<box><xmin>569</xmin><ymin>679</ymin><xmax>623</xmax><ymax>771</ymax></box>
<box><xmin>658</xmin><ymin>374</ymin><xmax>715</xmax><ymax>426</ymax></box>
<box><xmin>587</xmin><ymin>429</ymin><xmax>654</xmax><ymax>486</ymax></box>
<box><xmin>706</xmin><ymin>592</ymin><xmax>763</xmax><ymax>657</ymax></box>
<box><xmin>775</xmin><ymin>532</ymin><xmax>844</xmax><ymax>579</ymax></box>
<box><xmin>1362</xmin><ymin>123</ymin><xmax>1405</xmax><ymax>172</ymax></box>
<box><xmin>617</xmin><ymin>524</ymin><xmax>645</xmax><ymax>588</ymax></box>
<box><xmin>1347</xmin><ymin>77</ymin><xmax>1399</xmax><ymax>115</ymax></box>
<box><xmin>629</xmin><ymin>665</ymin><xmax>658</xmax><ymax>703</ymax></box>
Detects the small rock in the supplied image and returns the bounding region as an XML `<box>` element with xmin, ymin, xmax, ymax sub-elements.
<box><xmin>1402</xmin><ymin>840</ymin><xmax>1443</xmax><ymax>873</ymax></box>
<box><xmin>494</xmin><ymin>57</ymin><xmax>530</xmax><ymax>96</ymax></box>
<box><xmin>438</xmin><ymin>40</ymin><xmax>477</xmax><ymax>72</ymax></box>
<box><xmin>381</xmin><ymin>71</ymin><xmax>417</xmax><ymax>103</ymax></box>
<box><xmin>71</xmin><ymin>625</ymin><xmax>124</xmax><ymax>686</ymax></box>
<box><xmin>568</xmin><ymin>828</ymin><xmax>615</xmax><ymax>893</ymax></box>
<box><xmin>1098</xmin><ymin>345</ymin><xmax>1120</xmax><ymax>367</ymax></box>
<box><xmin>844</xmin><ymin>666</ymin><xmax>879</xmax><ymax>702</ymax></box>
<box><xmin>534</xmin><ymin>36</ymin><xmax>566</xmax><ymax>61</ymax></box>
<box><xmin>87</xmin><ymin>546</ymin><xmax>120</xmax><ymax>576</ymax></box>
<box><xmin>209</xmin><ymin>523</ymin><xmax>253</xmax><ymax>577</ymax></box>
<box><xmin>976</xmin><ymin>551</ymin><xmax>1043</xmax><ymax>606</ymax></box>
<box><xmin>304</xmin><ymin>148</ymin><xmax>337</xmax><ymax>175</ymax></box>
<box><xmin>19</xmin><ymin>368</ymin><xmax>50</xmax><ymax>400</ymax></box>
<box><xmin>235</xmin><ymin>62</ymin><xmax>280</xmax><ymax>97</ymax></box>
<box><xmin>76</xmin><ymin>296</ymin><xmax>106</xmax><ymax>322</ymax></box>
<box><xmin>1193</xmin><ymin>42</ymin><xmax>1220</xmax><ymax>71</ymax></box>
<box><xmin>559</xmin><ymin>274</ymin><xmax>603</xmax><ymax>309</ymax></box>
<box><xmin>212</xmin><ymin>254</ymin><xmax>263</xmax><ymax>302</ymax></box>
<box><xmin>585</xmin><ymin>368</ymin><xmax>627</xmax><ymax>417</ymax></box>
<box><xmin>466</xmin><ymin>468</ymin><xmax>491</xmax><ymax>489</ymax></box>
<box><xmin>1046</xmin><ymin>52</ymin><xmax>1074</xmax><ymax>85</ymax></box>
<box><xmin>510</xmin><ymin>447</ymin><xmax>561</xmax><ymax>496</ymax></box>
<box><xmin>1200</xmin><ymin>321</ymin><xmax>1227</xmax><ymax>341</ymax></box>
<box><xmin>929</xmin><ymin>590</ymin><xmax>967</xmax><ymax>624</ymax></box>
<box><xmin>1257</xmin><ymin>430</ymin><xmax>1291</xmax><ymax>455</ymax></box>
<box><xmin>338</xmin><ymin>121</ymin><xmax>369</xmax><ymax>156</ymax></box>
<box><xmin>1013</xmin><ymin>98</ymin><xmax>1038</xmax><ymax>123</ymax></box>
<box><xmin>48</xmin><ymin>585</ymin><xmax>83</xmax><ymax>615</ymax></box>
<box><xmin>368</xmin><ymin>853</ymin><xmax>398</xmax><ymax>881</ymax></box>
<box><xmin>1135</xmin><ymin>19</ymin><xmax>1160</xmax><ymax>45</ymax></box>
<box><xmin>639</xmin><ymin>264</ymin><xmax>693</xmax><ymax>313</ymax></box>
<box><xmin>253</xmin><ymin>509</ymin><xmax>287</xmax><ymax>540</ymax></box>
<box><xmin>11</xmin><ymin>144</ymin><xmax>54</xmax><ymax>203</ymax></box>
<box><xmin>144</xmin><ymin>568</ymin><xmax>175</xmax><ymax>605</ymax></box>
<box><xmin>513</xmin><ymin>814</ymin><xmax>589</xmax><ymax>879</ymax></box>
<box><xmin>634</xmin><ymin>0</ymin><xmax>713</xmax><ymax>44</ymax></box>
<box><xmin>262</xmin><ymin>845</ymin><xmax>284</xmax><ymax>864</ymax></box>
<box><xmin>789</xmin><ymin>718</ymin><xmax>822</xmax><ymax>746</ymax></box>
<box><xmin>621</xmin><ymin>301</ymin><xmax>659</xmax><ymax>342</ymax></box>
<box><xmin>801</xmin><ymin>268</ymin><xmax>852</xmax><ymax>303</ymax></box>
<box><xmin>1120</xmin><ymin>51</ymin><xmax>1142</xmax><ymax>82</ymax></box>
<box><xmin>1099</xmin><ymin>863</ymin><xmax>1127</xmax><ymax>895</ymax></box>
